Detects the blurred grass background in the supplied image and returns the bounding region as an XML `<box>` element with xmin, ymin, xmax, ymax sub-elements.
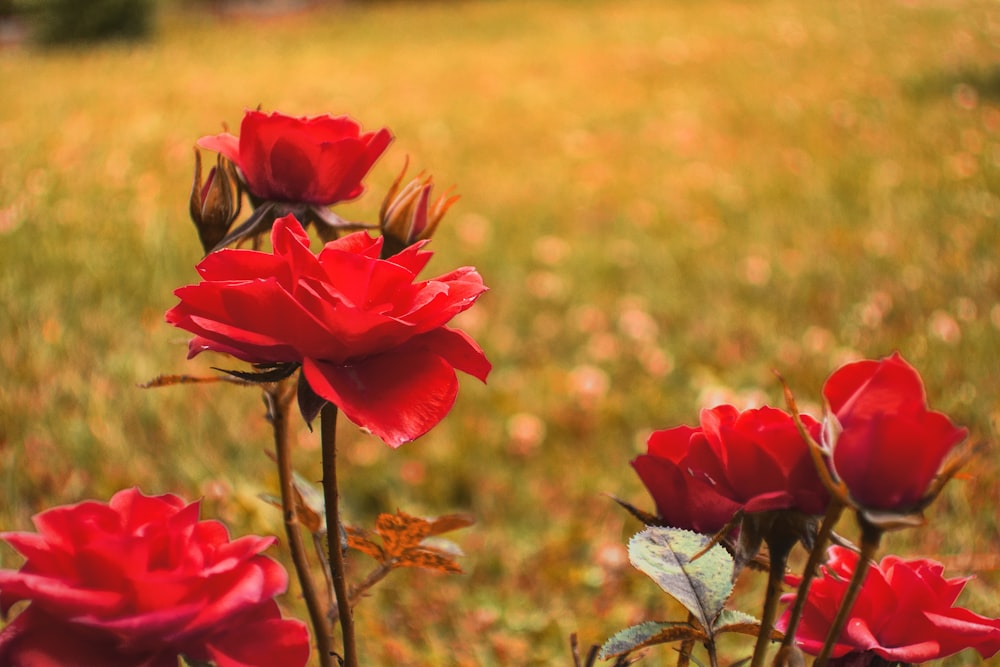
<box><xmin>1</xmin><ymin>0</ymin><xmax>999</xmax><ymax>664</ymax></box>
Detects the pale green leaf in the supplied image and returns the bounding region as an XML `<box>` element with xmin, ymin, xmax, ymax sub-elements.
<box><xmin>628</xmin><ymin>527</ymin><xmax>735</xmax><ymax>632</ymax></box>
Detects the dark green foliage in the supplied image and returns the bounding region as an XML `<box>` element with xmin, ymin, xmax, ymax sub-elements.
<box><xmin>25</xmin><ymin>0</ymin><xmax>155</xmax><ymax>45</ymax></box>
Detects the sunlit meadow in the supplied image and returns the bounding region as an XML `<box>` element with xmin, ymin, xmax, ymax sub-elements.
<box><xmin>1</xmin><ymin>0</ymin><xmax>999</xmax><ymax>664</ymax></box>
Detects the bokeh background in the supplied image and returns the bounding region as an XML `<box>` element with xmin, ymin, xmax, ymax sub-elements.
<box><xmin>1</xmin><ymin>0</ymin><xmax>999</xmax><ymax>664</ymax></box>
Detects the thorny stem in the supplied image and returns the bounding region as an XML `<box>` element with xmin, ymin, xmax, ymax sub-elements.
<box><xmin>313</xmin><ymin>532</ymin><xmax>335</xmax><ymax>608</ymax></box>
<box><xmin>780</xmin><ymin>500</ymin><xmax>845</xmax><ymax>651</ymax></box>
<box><xmin>814</xmin><ymin>514</ymin><xmax>883</xmax><ymax>667</ymax></box>
<box><xmin>322</xmin><ymin>404</ymin><xmax>358</xmax><ymax>667</ymax></box>
<box><xmin>269</xmin><ymin>380</ymin><xmax>334</xmax><ymax>667</ymax></box>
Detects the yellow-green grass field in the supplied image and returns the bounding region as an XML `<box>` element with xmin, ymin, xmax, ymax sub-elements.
<box><xmin>1</xmin><ymin>0</ymin><xmax>999</xmax><ymax>664</ymax></box>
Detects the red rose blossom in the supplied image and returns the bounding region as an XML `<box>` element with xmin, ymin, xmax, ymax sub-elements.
<box><xmin>822</xmin><ymin>352</ymin><xmax>968</xmax><ymax>511</ymax></box>
<box><xmin>632</xmin><ymin>405</ymin><xmax>827</xmax><ymax>534</ymax></box>
<box><xmin>632</xmin><ymin>424</ymin><xmax>741</xmax><ymax>535</ymax></box>
<box><xmin>198</xmin><ymin>110</ymin><xmax>392</xmax><ymax>206</ymax></box>
<box><xmin>777</xmin><ymin>545</ymin><xmax>1000</xmax><ymax>664</ymax></box>
<box><xmin>165</xmin><ymin>214</ymin><xmax>491</xmax><ymax>447</ymax></box>
<box><xmin>0</xmin><ymin>488</ymin><xmax>309</xmax><ymax>667</ymax></box>
<box><xmin>689</xmin><ymin>405</ymin><xmax>829</xmax><ymax>516</ymax></box>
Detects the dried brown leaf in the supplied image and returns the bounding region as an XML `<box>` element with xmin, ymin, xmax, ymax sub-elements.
<box><xmin>425</xmin><ymin>513</ymin><xmax>475</xmax><ymax>536</ymax></box>
<box><xmin>375</xmin><ymin>511</ymin><xmax>432</xmax><ymax>558</ymax></box>
<box><xmin>395</xmin><ymin>548</ymin><xmax>463</xmax><ymax>574</ymax></box>
<box><xmin>346</xmin><ymin>526</ymin><xmax>386</xmax><ymax>562</ymax></box>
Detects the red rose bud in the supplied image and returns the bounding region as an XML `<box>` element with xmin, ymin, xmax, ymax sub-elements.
<box><xmin>166</xmin><ymin>214</ymin><xmax>491</xmax><ymax>447</ymax></box>
<box><xmin>777</xmin><ymin>546</ymin><xmax>1000</xmax><ymax>663</ymax></box>
<box><xmin>198</xmin><ymin>110</ymin><xmax>392</xmax><ymax>207</ymax></box>
<box><xmin>189</xmin><ymin>147</ymin><xmax>241</xmax><ymax>254</ymax></box>
<box><xmin>0</xmin><ymin>488</ymin><xmax>310</xmax><ymax>667</ymax></box>
<box><xmin>821</xmin><ymin>352</ymin><xmax>968</xmax><ymax>513</ymax></box>
<box><xmin>380</xmin><ymin>157</ymin><xmax>460</xmax><ymax>257</ymax></box>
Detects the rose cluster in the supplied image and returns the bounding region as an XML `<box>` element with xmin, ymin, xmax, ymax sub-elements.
<box><xmin>176</xmin><ymin>110</ymin><xmax>491</xmax><ymax>447</ymax></box>
<box><xmin>630</xmin><ymin>351</ymin><xmax>993</xmax><ymax>664</ymax></box>
<box><xmin>634</xmin><ymin>353</ymin><xmax>966</xmax><ymax>531</ymax></box>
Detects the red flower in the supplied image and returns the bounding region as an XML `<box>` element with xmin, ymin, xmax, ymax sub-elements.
<box><xmin>198</xmin><ymin>110</ymin><xmax>392</xmax><ymax>206</ymax></box>
<box><xmin>777</xmin><ymin>546</ymin><xmax>1000</xmax><ymax>664</ymax></box>
<box><xmin>0</xmin><ymin>489</ymin><xmax>310</xmax><ymax>667</ymax></box>
<box><xmin>165</xmin><ymin>214</ymin><xmax>491</xmax><ymax>447</ymax></box>
<box><xmin>822</xmin><ymin>352</ymin><xmax>968</xmax><ymax>511</ymax></box>
<box><xmin>689</xmin><ymin>405</ymin><xmax>829</xmax><ymax>516</ymax></box>
<box><xmin>632</xmin><ymin>425</ymin><xmax>741</xmax><ymax>535</ymax></box>
<box><xmin>632</xmin><ymin>405</ymin><xmax>827</xmax><ymax>534</ymax></box>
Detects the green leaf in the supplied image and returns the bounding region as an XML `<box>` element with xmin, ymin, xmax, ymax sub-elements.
<box><xmin>628</xmin><ymin>527</ymin><xmax>735</xmax><ymax>633</ymax></box>
<box><xmin>598</xmin><ymin>620</ymin><xmax>707</xmax><ymax>661</ymax></box>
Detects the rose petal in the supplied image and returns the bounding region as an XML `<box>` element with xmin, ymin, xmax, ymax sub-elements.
<box><xmin>302</xmin><ymin>343</ymin><xmax>460</xmax><ymax>447</ymax></box>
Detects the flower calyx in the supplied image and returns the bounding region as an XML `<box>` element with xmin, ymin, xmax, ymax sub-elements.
<box><xmin>379</xmin><ymin>156</ymin><xmax>459</xmax><ymax>258</ymax></box>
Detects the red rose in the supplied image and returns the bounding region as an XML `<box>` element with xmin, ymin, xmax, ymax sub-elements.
<box><xmin>822</xmin><ymin>352</ymin><xmax>968</xmax><ymax>511</ymax></box>
<box><xmin>689</xmin><ymin>405</ymin><xmax>829</xmax><ymax>516</ymax></box>
<box><xmin>777</xmin><ymin>546</ymin><xmax>1000</xmax><ymax>664</ymax></box>
<box><xmin>198</xmin><ymin>110</ymin><xmax>392</xmax><ymax>206</ymax></box>
<box><xmin>632</xmin><ymin>425</ymin><xmax>742</xmax><ymax>535</ymax></box>
<box><xmin>165</xmin><ymin>214</ymin><xmax>491</xmax><ymax>447</ymax></box>
<box><xmin>0</xmin><ymin>489</ymin><xmax>310</xmax><ymax>667</ymax></box>
<box><xmin>632</xmin><ymin>405</ymin><xmax>827</xmax><ymax>534</ymax></box>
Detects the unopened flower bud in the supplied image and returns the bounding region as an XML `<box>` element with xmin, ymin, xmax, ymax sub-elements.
<box><xmin>189</xmin><ymin>147</ymin><xmax>241</xmax><ymax>254</ymax></box>
<box><xmin>379</xmin><ymin>156</ymin><xmax>459</xmax><ymax>257</ymax></box>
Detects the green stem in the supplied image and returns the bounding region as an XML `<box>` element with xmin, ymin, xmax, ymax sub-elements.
<box><xmin>322</xmin><ymin>403</ymin><xmax>358</xmax><ymax>667</ymax></box>
<box><xmin>814</xmin><ymin>514</ymin><xmax>883</xmax><ymax>667</ymax></box>
<box><xmin>269</xmin><ymin>381</ymin><xmax>334</xmax><ymax>667</ymax></box>
<box><xmin>780</xmin><ymin>500</ymin><xmax>845</xmax><ymax>650</ymax></box>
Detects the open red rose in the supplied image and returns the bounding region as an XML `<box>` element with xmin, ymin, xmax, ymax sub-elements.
<box><xmin>632</xmin><ymin>405</ymin><xmax>827</xmax><ymax>535</ymax></box>
<box><xmin>777</xmin><ymin>545</ymin><xmax>1000</xmax><ymax>664</ymax></box>
<box><xmin>0</xmin><ymin>488</ymin><xmax>310</xmax><ymax>667</ymax></box>
<box><xmin>198</xmin><ymin>110</ymin><xmax>392</xmax><ymax>206</ymax></box>
<box><xmin>822</xmin><ymin>352</ymin><xmax>968</xmax><ymax>511</ymax></box>
<box><xmin>166</xmin><ymin>214</ymin><xmax>491</xmax><ymax>447</ymax></box>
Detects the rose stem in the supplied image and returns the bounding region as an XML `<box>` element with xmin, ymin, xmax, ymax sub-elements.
<box><xmin>813</xmin><ymin>514</ymin><xmax>883</xmax><ymax>667</ymax></box>
<box><xmin>750</xmin><ymin>521</ymin><xmax>798</xmax><ymax>667</ymax></box>
<box><xmin>349</xmin><ymin>563</ymin><xmax>392</xmax><ymax>609</ymax></box>
<box><xmin>269</xmin><ymin>380</ymin><xmax>335</xmax><ymax>667</ymax></box>
<box><xmin>677</xmin><ymin>613</ymin><xmax>694</xmax><ymax>667</ymax></box>
<box><xmin>779</xmin><ymin>500</ymin><xmax>844</xmax><ymax>651</ymax></box>
<box><xmin>706</xmin><ymin>639</ymin><xmax>720</xmax><ymax>667</ymax></box>
<box><xmin>322</xmin><ymin>403</ymin><xmax>358</xmax><ymax>667</ymax></box>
